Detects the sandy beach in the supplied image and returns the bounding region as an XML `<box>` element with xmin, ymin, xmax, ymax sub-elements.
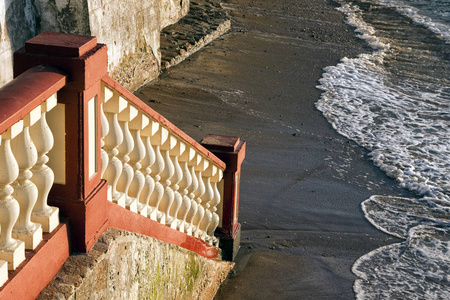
<box><xmin>136</xmin><ymin>0</ymin><xmax>416</xmax><ymax>298</ymax></box>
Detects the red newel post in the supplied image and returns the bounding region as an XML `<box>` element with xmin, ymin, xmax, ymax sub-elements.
<box><xmin>201</xmin><ymin>134</ymin><xmax>246</xmax><ymax>261</ymax></box>
<box><xmin>14</xmin><ymin>31</ymin><xmax>108</xmax><ymax>252</ymax></box>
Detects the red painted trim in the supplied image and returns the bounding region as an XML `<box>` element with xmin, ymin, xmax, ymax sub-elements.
<box><xmin>101</xmin><ymin>75</ymin><xmax>226</xmax><ymax>170</ymax></box>
<box><xmin>14</xmin><ymin>44</ymin><xmax>107</xmax><ymax>92</ymax></box>
<box><xmin>84</xmin><ymin>180</ymin><xmax>108</xmax><ymax>252</ymax></box>
<box><xmin>49</xmin><ymin>180</ymin><xmax>108</xmax><ymax>253</ymax></box>
<box><xmin>25</xmin><ymin>31</ymin><xmax>97</xmax><ymax>58</ymax></box>
<box><xmin>201</xmin><ymin>134</ymin><xmax>241</xmax><ymax>152</ymax></box>
<box><xmin>201</xmin><ymin>138</ymin><xmax>246</xmax><ymax>237</ymax></box>
<box><xmin>0</xmin><ymin>65</ymin><xmax>67</xmax><ymax>135</ymax></box>
<box><xmin>0</xmin><ymin>224</ymin><xmax>70</xmax><ymax>299</ymax></box>
<box><xmin>82</xmin><ymin>84</ymin><xmax>102</xmax><ymax>199</ymax></box>
<box><xmin>49</xmin><ymin>89</ymin><xmax>81</xmax><ymax>200</ymax></box>
<box><xmin>107</xmin><ymin>201</ymin><xmax>220</xmax><ymax>259</ymax></box>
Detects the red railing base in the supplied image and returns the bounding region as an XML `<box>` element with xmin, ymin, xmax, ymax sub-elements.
<box><xmin>0</xmin><ymin>224</ymin><xmax>70</xmax><ymax>299</ymax></box>
<box><xmin>107</xmin><ymin>201</ymin><xmax>220</xmax><ymax>259</ymax></box>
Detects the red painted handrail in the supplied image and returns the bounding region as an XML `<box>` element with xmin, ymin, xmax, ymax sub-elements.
<box><xmin>0</xmin><ymin>65</ymin><xmax>66</xmax><ymax>135</ymax></box>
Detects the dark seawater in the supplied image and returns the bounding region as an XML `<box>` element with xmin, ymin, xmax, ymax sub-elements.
<box><xmin>316</xmin><ymin>0</ymin><xmax>450</xmax><ymax>298</ymax></box>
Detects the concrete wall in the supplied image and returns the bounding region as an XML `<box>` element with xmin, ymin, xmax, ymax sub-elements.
<box><xmin>0</xmin><ymin>0</ymin><xmax>189</xmax><ymax>90</ymax></box>
<box><xmin>39</xmin><ymin>228</ymin><xmax>233</xmax><ymax>299</ymax></box>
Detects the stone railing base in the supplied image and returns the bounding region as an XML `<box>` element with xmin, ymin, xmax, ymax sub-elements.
<box><xmin>38</xmin><ymin>228</ymin><xmax>234</xmax><ymax>300</ymax></box>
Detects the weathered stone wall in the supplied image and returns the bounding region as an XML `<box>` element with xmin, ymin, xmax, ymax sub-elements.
<box><xmin>0</xmin><ymin>0</ymin><xmax>189</xmax><ymax>89</ymax></box>
<box><xmin>39</xmin><ymin>228</ymin><xmax>233</xmax><ymax>299</ymax></box>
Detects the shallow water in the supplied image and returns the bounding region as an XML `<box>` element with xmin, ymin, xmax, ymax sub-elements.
<box><xmin>316</xmin><ymin>0</ymin><xmax>450</xmax><ymax>298</ymax></box>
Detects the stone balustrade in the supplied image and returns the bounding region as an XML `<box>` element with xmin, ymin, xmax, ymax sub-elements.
<box><xmin>0</xmin><ymin>32</ymin><xmax>243</xmax><ymax>298</ymax></box>
<box><xmin>100</xmin><ymin>81</ymin><xmax>225</xmax><ymax>246</ymax></box>
<box><xmin>0</xmin><ymin>65</ymin><xmax>66</xmax><ymax>285</ymax></box>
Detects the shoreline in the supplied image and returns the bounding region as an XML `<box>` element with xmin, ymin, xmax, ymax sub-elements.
<box><xmin>136</xmin><ymin>0</ymin><xmax>415</xmax><ymax>298</ymax></box>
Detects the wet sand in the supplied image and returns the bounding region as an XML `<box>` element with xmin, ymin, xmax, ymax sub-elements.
<box><xmin>136</xmin><ymin>0</ymin><xmax>414</xmax><ymax>298</ymax></box>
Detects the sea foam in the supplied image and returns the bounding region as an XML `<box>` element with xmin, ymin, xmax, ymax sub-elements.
<box><xmin>316</xmin><ymin>0</ymin><xmax>450</xmax><ymax>298</ymax></box>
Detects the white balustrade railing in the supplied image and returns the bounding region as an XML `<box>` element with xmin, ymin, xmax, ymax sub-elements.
<box><xmin>100</xmin><ymin>81</ymin><xmax>225</xmax><ymax>245</ymax></box>
<box><xmin>0</xmin><ymin>94</ymin><xmax>60</xmax><ymax>271</ymax></box>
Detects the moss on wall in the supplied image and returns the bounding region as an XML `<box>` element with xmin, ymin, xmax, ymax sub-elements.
<box><xmin>38</xmin><ymin>229</ymin><xmax>233</xmax><ymax>300</ymax></box>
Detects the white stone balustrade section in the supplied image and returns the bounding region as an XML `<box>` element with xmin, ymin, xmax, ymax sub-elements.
<box><xmin>192</xmin><ymin>159</ymin><xmax>208</xmax><ymax>239</ymax></box>
<box><xmin>100</xmin><ymin>82</ymin><xmax>226</xmax><ymax>245</ymax></box>
<box><xmin>100</xmin><ymin>86</ymin><xmax>112</xmax><ymax>178</ymax></box>
<box><xmin>158</xmin><ymin>135</ymin><xmax>176</xmax><ymax>225</ymax></box>
<box><xmin>0</xmin><ymin>123</ymin><xmax>26</xmax><ymax>270</ymax></box>
<box><xmin>168</xmin><ymin>140</ymin><xmax>186</xmax><ymax>228</ymax></box>
<box><xmin>207</xmin><ymin>169</ymin><xmax>223</xmax><ymax>246</ymax></box>
<box><xmin>11</xmin><ymin>106</ymin><xmax>42</xmax><ymax>250</ymax></box>
<box><xmin>185</xmin><ymin>154</ymin><xmax>201</xmax><ymax>236</ymax></box>
<box><xmin>117</xmin><ymin>104</ymin><xmax>138</xmax><ymax>212</ymax></box>
<box><xmin>173</xmin><ymin>147</ymin><xmax>195</xmax><ymax>232</ymax></box>
<box><xmin>128</xmin><ymin>112</ymin><xmax>149</xmax><ymax>216</ymax></box>
<box><xmin>29</xmin><ymin>95</ymin><xmax>60</xmax><ymax>234</ymax></box>
<box><xmin>148</xmin><ymin>126</ymin><xmax>167</xmax><ymax>221</ymax></box>
<box><xmin>103</xmin><ymin>91</ymin><xmax>127</xmax><ymax>206</ymax></box>
<box><xmin>137</xmin><ymin>120</ymin><xmax>159</xmax><ymax>217</ymax></box>
<box><xmin>198</xmin><ymin>164</ymin><xmax>217</xmax><ymax>242</ymax></box>
<box><xmin>0</xmin><ymin>94</ymin><xmax>59</xmax><ymax>271</ymax></box>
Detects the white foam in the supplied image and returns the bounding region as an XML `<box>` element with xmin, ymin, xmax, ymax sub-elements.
<box><xmin>317</xmin><ymin>1</ymin><xmax>450</xmax><ymax>298</ymax></box>
<box><xmin>352</xmin><ymin>223</ymin><xmax>450</xmax><ymax>299</ymax></box>
<box><xmin>373</xmin><ymin>0</ymin><xmax>450</xmax><ymax>43</ymax></box>
<box><xmin>335</xmin><ymin>1</ymin><xmax>390</xmax><ymax>51</ymax></box>
<box><xmin>319</xmin><ymin>1</ymin><xmax>450</xmax><ymax>201</ymax></box>
<box><xmin>317</xmin><ymin>50</ymin><xmax>450</xmax><ymax>202</ymax></box>
<box><xmin>361</xmin><ymin>196</ymin><xmax>450</xmax><ymax>238</ymax></box>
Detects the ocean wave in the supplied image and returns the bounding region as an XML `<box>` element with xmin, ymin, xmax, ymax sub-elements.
<box><xmin>316</xmin><ymin>50</ymin><xmax>450</xmax><ymax>202</ymax></box>
<box><xmin>352</xmin><ymin>221</ymin><xmax>450</xmax><ymax>299</ymax></box>
<box><xmin>372</xmin><ymin>0</ymin><xmax>450</xmax><ymax>43</ymax></box>
<box><xmin>335</xmin><ymin>0</ymin><xmax>390</xmax><ymax>51</ymax></box>
<box><xmin>317</xmin><ymin>0</ymin><xmax>450</xmax><ymax>298</ymax></box>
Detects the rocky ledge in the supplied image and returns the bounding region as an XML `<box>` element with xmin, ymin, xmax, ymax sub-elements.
<box><xmin>160</xmin><ymin>0</ymin><xmax>231</xmax><ymax>70</ymax></box>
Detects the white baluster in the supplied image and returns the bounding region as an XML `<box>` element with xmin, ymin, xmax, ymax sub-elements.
<box><xmin>176</xmin><ymin>147</ymin><xmax>195</xmax><ymax>232</ymax></box>
<box><xmin>207</xmin><ymin>169</ymin><xmax>223</xmax><ymax>247</ymax></box>
<box><xmin>103</xmin><ymin>93</ymin><xmax>127</xmax><ymax>205</ymax></box>
<box><xmin>128</xmin><ymin>113</ymin><xmax>149</xmax><ymax>215</ymax></box>
<box><xmin>100</xmin><ymin>85</ymin><xmax>113</xmax><ymax>177</ymax></box>
<box><xmin>192</xmin><ymin>158</ymin><xmax>208</xmax><ymax>238</ymax></box>
<box><xmin>158</xmin><ymin>135</ymin><xmax>176</xmax><ymax>225</ymax></box>
<box><xmin>0</xmin><ymin>124</ymin><xmax>25</xmax><ymax>270</ymax></box>
<box><xmin>116</xmin><ymin>104</ymin><xmax>138</xmax><ymax>212</ymax></box>
<box><xmin>148</xmin><ymin>127</ymin><xmax>167</xmax><ymax>221</ymax></box>
<box><xmin>185</xmin><ymin>154</ymin><xmax>201</xmax><ymax>236</ymax></box>
<box><xmin>199</xmin><ymin>165</ymin><xmax>216</xmax><ymax>241</ymax></box>
<box><xmin>169</xmin><ymin>140</ymin><xmax>186</xmax><ymax>229</ymax></box>
<box><xmin>30</xmin><ymin>98</ymin><xmax>59</xmax><ymax>233</ymax></box>
<box><xmin>138</xmin><ymin>121</ymin><xmax>159</xmax><ymax>217</ymax></box>
<box><xmin>11</xmin><ymin>108</ymin><xmax>42</xmax><ymax>250</ymax></box>
<box><xmin>207</xmin><ymin>169</ymin><xmax>223</xmax><ymax>246</ymax></box>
